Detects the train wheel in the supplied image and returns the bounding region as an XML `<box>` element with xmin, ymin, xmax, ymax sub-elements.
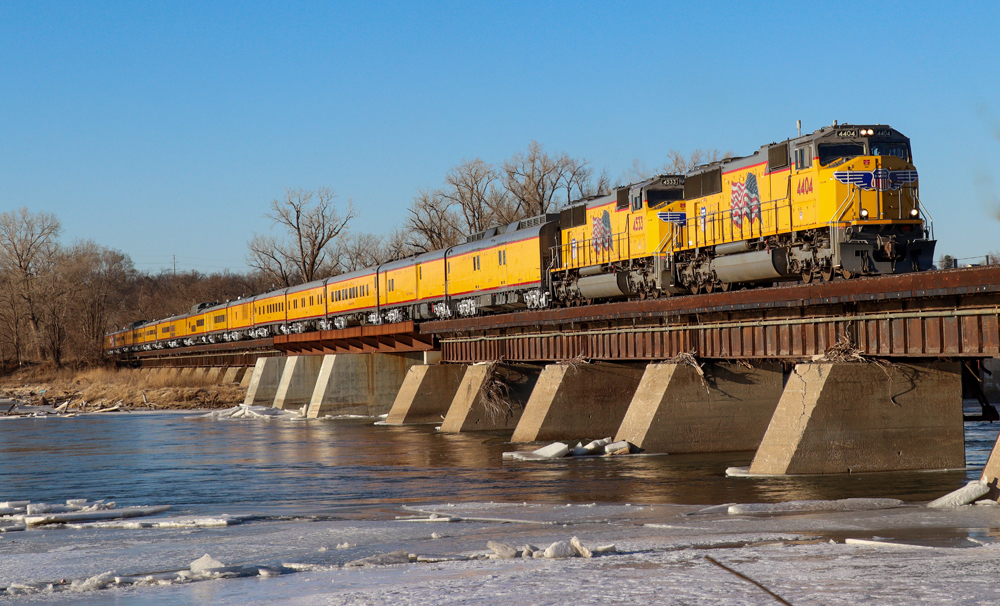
<box><xmin>720</xmin><ymin>282</ymin><xmax>731</xmax><ymax>292</ymax></box>
<box><xmin>705</xmin><ymin>282</ymin><xmax>714</xmax><ymax>294</ymax></box>
<box><xmin>841</xmin><ymin>269</ymin><xmax>854</xmax><ymax>280</ymax></box>
<box><xmin>689</xmin><ymin>283</ymin><xmax>700</xmax><ymax>295</ymax></box>
<box><xmin>801</xmin><ymin>271</ymin><xmax>813</xmax><ymax>284</ymax></box>
<box><xmin>821</xmin><ymin>268</ymin><xmax>835</xmax><ymax>282</ymax></box>
<box><xmin>639</xmin><ymin>289</ymin><xmax>647</xmax><ymax>300</ymax></box>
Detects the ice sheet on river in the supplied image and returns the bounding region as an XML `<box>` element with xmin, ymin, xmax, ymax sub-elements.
<box><xmin>200</xmin><ymin>404</ymin><xmax>304</xmax><ymax>420</ymax></box>
<box><xmin>0</xmin><ymin>499</ymin><xmax>171</xmax><ymax>527</ymax></box>
<box><xmin>6</xmin><ymin>501</ymin><xmax>1000</xmax><ymax>604</ymax></box>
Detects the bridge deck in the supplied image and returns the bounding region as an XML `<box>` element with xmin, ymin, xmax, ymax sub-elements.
<box><xmin>422</xmin><ymin>266</ymin><xmax>1000</xmax><ymax>362</ymax></box>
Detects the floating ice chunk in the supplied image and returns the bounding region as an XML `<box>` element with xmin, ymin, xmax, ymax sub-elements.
<box><xmin>487</xmin><ymin>541</ymin><xmax>518</xmax><ymax>559</ymax></box>
<box><xmin>0</xmin><ymin>522</ymin><xmax>26</xmax><ymax>532</ymax></box>
<box><xmin>533</xmin><ymin>442</ymin><xmax>570</xmax><ymax>458</ymax></box>
<box><xmin>344</xmin><ymin>550</ymin><xmax>412</xmax><ymax>567</ymax></box>
<box><xmin>336</xmin><ymin>542</ymin><xmax>355</xmax><ymax>549</ymax></box>
<box><xmin>190</xmin><ymin>554</ymin><xmax>226</xmax><ymax>573</ymax></box>
<box><xmin>603</xmin><ymin>440</ymin><xmax>632</xmax><ymax>455</ymax></box>
<box><xmin>725</xmin><ymin>466</ymin><xmax>752</xmax><ymax>477</ymax></box>
<box><xmin>727</xmin><ymin>498</ymin><xmax>904</xmax><ymax>515</ymax></box>
<box><xmin>591</xmin><ymin>544</ymin><xmax>617</xmax><ymax>554</ymax></box>
<box><xmin>927</xmin><ymin>481</ymin><xmax>991</xmax><ymax>508</ymax></box>
<box><xmin>0</xmin><ymin>501</ymin><xmax>29</xmax><ymax>508</ymax></box>
<box><xmin>543</xmin><ymin>541</ymin><xmax>576</xmax><ymax>558</ymax></box>
<box><xmin>570</xmin><ymin>536</ymin><xmax>592</xmax><ymax>558</ymax></box>
<box><xmin>23</xmin><ymin>504</ymin><xmax>171</xmax><ymax>525</ymax></box>
<box><xmin>66</xmin><ymin>498</ymin><xmax>87</xmax><ymax>506</ymax></box>
<box><xmin>845</xmin><ymin>538</ymin><xmax>935</xmax><ymax>549</ymax></box>
<box><xmin>71</xmin><ymin>571</ymin><xmax>115</xmax><ymax>592</ymax></box>
<box><xmin>690</xmin><ymin>503</ymin><xmax>738</xmax><ymax>515</ymax></box>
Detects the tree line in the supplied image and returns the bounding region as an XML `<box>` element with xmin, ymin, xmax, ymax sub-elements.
<box><xmin>0</xmin><ymin>142</ymin><xmax>738</xmax><ymax>368</ymax></box>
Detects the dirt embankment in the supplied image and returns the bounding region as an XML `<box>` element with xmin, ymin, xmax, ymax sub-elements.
<box><xmin>0</xmin><ymin>366</ymin><xmax>247</xmax><ymax>410</ymax></box>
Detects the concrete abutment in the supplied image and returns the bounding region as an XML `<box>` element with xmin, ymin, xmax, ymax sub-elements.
<box><xmin>616</xmin><ymin>361</ymin><xmax>785</xmax><ymax>454</ymax></box>
<box><xmin>511</xmin><ymin>362</ymin><xmax>645</xmax><ymax>443</ymax></box>
<box><xmin>243</xmin><ymin>357</ymin><xmax>284</xmax><ymax>406</ymax></box>
<box><xmin>305</xmin><ymin>352</ymin><xmax>424</xmax><ymax>418</ymax></box>
<box><xmin>384</xmin><ymin>364</ymin><xmax>468</xmax><ymax>425</ymax></box>
<box><xmin>439</xmin><ymin>363</ymin><xmax>541</xmax><ymax>432</ymax></box>
<box><xmin>748</xmin><ymin>361</ymin><xmax>964</xmax><ymax>475</ymax></box>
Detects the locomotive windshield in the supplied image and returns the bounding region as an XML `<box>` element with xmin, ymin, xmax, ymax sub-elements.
<box><xmin>869</xmin><ymin>141</ymin><xmax>910</xmax><ymax>162</ymax></box>
<box><xmin>646</xmin><ymin>188</ymin><xmax>684</xmax><ymax>209</ymax></box>
<box><xmin>818</xmin><ymin>143</ymin><xmax>866</xmax><ymax>166</ymax></box>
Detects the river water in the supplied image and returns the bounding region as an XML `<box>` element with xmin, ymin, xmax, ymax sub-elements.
<box><xmin>2</xmin><ymin>405</ymin><xmax>995</xmax><ymax>515</ymax></box>
<box><xmin>1</xmin><ymin>404</ymin><xmax>998</xmax><ymax>604</ymax></box>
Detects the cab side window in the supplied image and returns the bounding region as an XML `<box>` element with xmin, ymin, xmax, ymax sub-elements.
<box><xmin>794</xmin><ymin>146</ymin><xmax>813</xmax><ymax>170</ymax></box>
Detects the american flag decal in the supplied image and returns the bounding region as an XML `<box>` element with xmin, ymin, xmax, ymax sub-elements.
<box><xmin>591</xmin><ymin>210</ymin><xmax>613</xmax><ymax>253</ymax></box>
<box><xmin>731</xmin><ymin>173</ymin><xmax>761</xmax><ymax>227</ymax></box>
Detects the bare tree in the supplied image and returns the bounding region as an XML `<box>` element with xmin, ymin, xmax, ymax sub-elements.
<box><xmin>441</xmin><ymin>158</ymin><xmax>504</xmax><ymax>235</ymax></box>
<box><xmin>246</xmin><ymin>187</ymin><xmax>354</xmax><ymax>287</ymax></box>
<box><xmin>622</xmin><ymin>149</ymin><xmax>734</xmax><ymax>185</ymax></box>
<box><xmin>339</xmin><ymin>232</ymin><xmax>391</xmax><ymax>273</ymax></box>
<box><xmin>0</xmin><ymin>207</ymin><xmax>62</xmax><ymax>359</ymax></box>
<box><xmin>501</xmin><ymin>141</ymin><xmax>579</xmax><ymax>218</ymax></box>
<box><xmin>405</xmin><ymin>189</ymin><xmax>463</xmax><ymax>252</ymax></box>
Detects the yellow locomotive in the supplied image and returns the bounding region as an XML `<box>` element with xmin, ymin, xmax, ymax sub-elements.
<box><xmin>549</xmin><ymin>122</ymin><xmax>933</xmax><ymax>301</ymax></box>
<box><xmin>106</xmin><ymin>122</ymin><xmax>934</xmax><ymax>354</ymax></box>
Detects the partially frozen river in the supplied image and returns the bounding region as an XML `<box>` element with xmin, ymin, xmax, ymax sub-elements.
<box><xmin>1</xmin><ymin>405</ymin><xmax>999</xmax><ymax>604</ymax></box>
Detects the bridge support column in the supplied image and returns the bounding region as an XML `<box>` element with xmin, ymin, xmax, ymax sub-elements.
<box><xmin>384</xmin><ymin>364</ymin><xmax>467</xmax><ymax>425</ymax></box>
<box><xmin>221</xmin><ymin>366</ymin><xmax>248</xmax><ymax>385</ymax></box>
<box><xmin>984</xmin><ymin>358</ymin><xmax>1000</xmax><ymax>402</ymax></box>
<box><xmin>306</xmin><ymin>352</ymin><xmax>424</xmax><ymax>418</ymax></box>
<box><xmin>510</xmin><ymin>362</ymin><xmax>645</xmax><ymax>443</ymax></box>
<box><xmin>748</xmin><ymin>361</ymin><xmax>963</xmax><ymax>475</ymax></box>
<box><xmin>203</xmin><ymin>367</ymin><xmax>224</xmax><ymax>383</ymax></box>
<box><xmin>440</xmin><ymin>363</ymin><xmax>541</xmax><ymax>432</ymax></box>
<box><xmin>273</xmin><ymin>355</ymin><xmax>324</xmax><ymax>410</ymax></box>
<box><xmin>616</xmin><ymin>361</ymin><xmax>784</xmax><ymax>454</ymax></box>
<box><xmin>243</xmin><ymin>357</ymin><xmax>284</xmax><ymax>406</ymax></box>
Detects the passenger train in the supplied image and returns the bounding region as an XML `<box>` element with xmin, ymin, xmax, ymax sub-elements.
<box><xmin>105</xmin><ymin>123</ymin><xmax>935</xmax><ymax>354</ymax></box>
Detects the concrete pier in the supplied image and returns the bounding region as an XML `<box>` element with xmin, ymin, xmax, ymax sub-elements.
<box><xmin>616</xmin><ymin>361</ymin><xmax>785</xmax><ymax>454</ymax></box>
<box><xmin>748</xmin><ymin>362</ymin><xmax>964</xmax><ymax>475</ymax></box>
<box><xmin>306</xmin><ymin>352</ymin><xmax>423</xmax><ymax>418</ymax></box>
<box><xmin>273</xmin><ymin>355</ymin><xmax>325</xmax><ymax>410</ymax></box>
<box><xmin>440</xmin><ymin>363</ymin><xmax>541</xmax><ymax>432</ymax></box>
<box><xmin>384</xmin><ymin>364</ymin><xmax>467</xmax><ymax>425</ymax></box>
<box><xmin>243</xmin><ymin>357</ymin><xmax>284</xmax><ymax>406</ymax></box>
<box><xmin>984</xmin><ymin>358</ymin><xmax>1000</xmax><ymax>402</ymax></box>
<box><xmin>511</xmin><ymin>362</ymin><xmax>645</xmax><ymax>443</ymax></box>
<box><xmin>221</xmin><ymin>366</ymin><xmax>248</xmax><ymax>385</ymax></box>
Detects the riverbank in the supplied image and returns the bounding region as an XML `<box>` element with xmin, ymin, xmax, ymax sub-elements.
<box><xmin>0</xmin><ymin>366</ymin><xmax>245</xmax><ymax>410</ymax></box>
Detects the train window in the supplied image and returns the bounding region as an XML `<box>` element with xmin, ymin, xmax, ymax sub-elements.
<box><xmin>309</xmin><ymin>296</ymin><xmax>314</xmax><ymax>306</ymax></box>
<box><xmin>419</xmin><ymin>266</ymin><xmax>422</xmax><ymax>279</ymax></box>
<box><xmin>498</xmin><ymin>250</ymin><xmax>502</xmax><ymax>265</ymax></box>
<box><xmin>293</xmin><ymin>300</ymin><xmax>297</xmax><ymax>309</ymax></box>
<box><xmin>301</xmin><ymin>297</ymin><xmax>305</xmax><ymax>307</ymax></box>
<box><xmin>794</xmin><ymin>147</ymin><xmax>813</xmax><ymax>170</ymax></box>
<box><xmin>503</xmin><ymin>250</ymin><xmax>506</xmax><ymax>265</ymax></box>
<box><xmin>869</xmin><ymin>142</ymin><xmax>910</xmax><ymax>162</ymax></box>
<box><xmin>818</xmin><ymin>143</ymin><xmax>865</xmax><ymax>166</ymax></box>
<box><xmin>646</xmin><ymin>189</ymin><xmax>684</xmax><ymax>209</ymax></box>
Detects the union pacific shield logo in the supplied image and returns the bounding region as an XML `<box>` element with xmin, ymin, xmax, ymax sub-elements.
<box><xmin>833</xmin><ymin>169</ymin><xmax>918</xmax><ymax>192</ymax></box>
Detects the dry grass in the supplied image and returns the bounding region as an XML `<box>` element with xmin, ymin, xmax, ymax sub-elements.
<box><xmin>477</xmin><ymin>361</ymin><xmax>519</xmax><ymax>424</ymax></box>
<box><xmin>0</xmin><ymin>365</ymin><xmax>246</xmax><ymax>410</ymax></box>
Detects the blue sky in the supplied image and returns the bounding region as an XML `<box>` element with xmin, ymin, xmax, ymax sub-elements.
<box><xmin>2</xmin><ymin>1</ymin><xmax>998</xmax><ymax>273</ymax></box>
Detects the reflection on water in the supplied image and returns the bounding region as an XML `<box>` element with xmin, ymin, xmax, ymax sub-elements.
<box><xmin>0</xmin><ymin>410</ymin><xmax>996</xmax><ymax>516</ymax></box>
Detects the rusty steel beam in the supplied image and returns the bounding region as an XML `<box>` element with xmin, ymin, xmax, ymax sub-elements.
<box><xmin>273</xmin><ymin>321</ymin><xmax>436</xmax><ymax>355</ymax></box>
<box><xmin>437</xmin><ymin>307</ymin><xmax>1000</xmax><ymax>362</ymax></box>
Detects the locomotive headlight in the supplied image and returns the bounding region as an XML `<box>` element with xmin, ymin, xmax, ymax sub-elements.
<box><xmin>909</xmin><ymin>208</ymin><xmax>919</xmax><ymax>217</ymax></box>
<box><xmin>860</xmin><ymin>209</ymin><xmax>869</xmax><ymax>219</ymax></box>
<box><xmin>864</xmin><ymin>129</ymin><xmax>874</xmax><ymax>135</ymax></box>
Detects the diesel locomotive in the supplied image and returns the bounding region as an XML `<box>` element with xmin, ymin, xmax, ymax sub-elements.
<box><xmin>106</xmin><ymin>123</ymin><xmax>935</xmax><ymax>354</ymax></box>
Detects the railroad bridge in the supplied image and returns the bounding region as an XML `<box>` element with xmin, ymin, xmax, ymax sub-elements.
<box><xmin>124</xmin><ymin>266</ymin><xmax>1000</xmax><ymax>483</ymax></box>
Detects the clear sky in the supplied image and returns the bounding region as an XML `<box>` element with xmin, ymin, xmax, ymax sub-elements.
<box><xmin>2</xmin><ymin>1</ymin><xmax>998</xmax><ymax>274</ymax></box>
